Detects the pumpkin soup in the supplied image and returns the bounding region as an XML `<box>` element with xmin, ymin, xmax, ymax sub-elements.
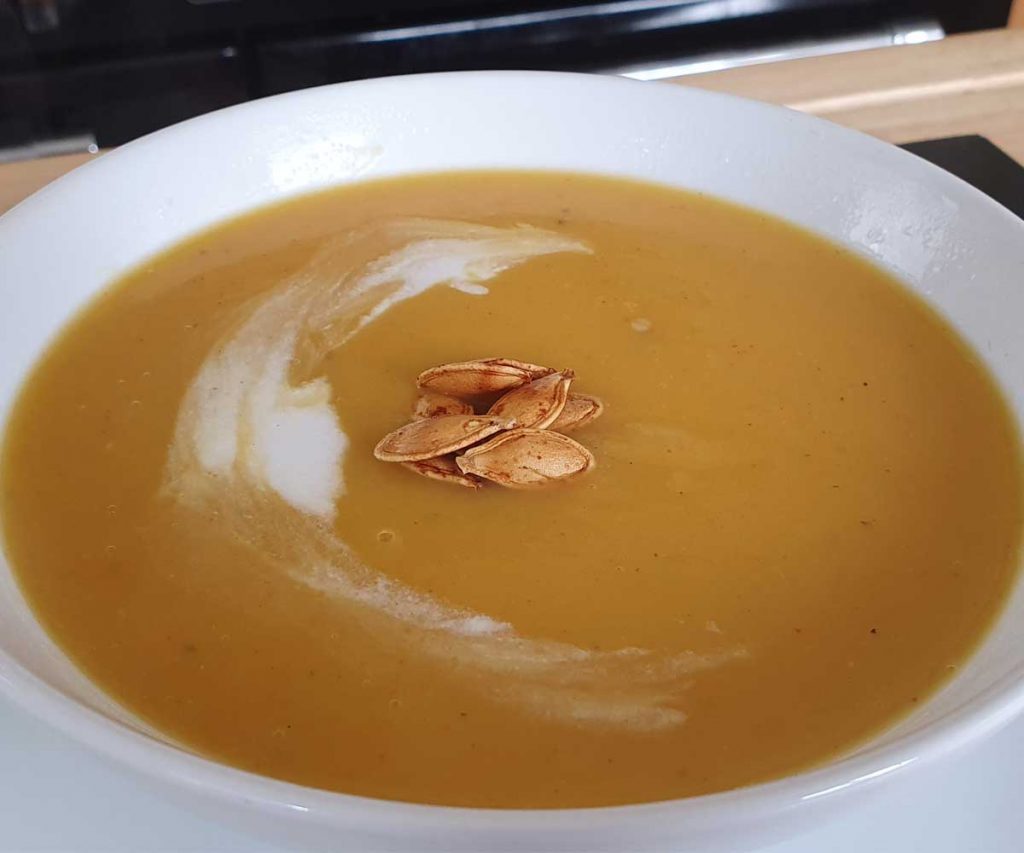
<box><xmin>1</xmin><ymin>171</ymin><xmax>1020</xmax><ymax>807</ymax></box>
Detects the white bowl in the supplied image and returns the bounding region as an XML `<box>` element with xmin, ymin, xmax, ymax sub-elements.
<box><xmin>1</xmin><ymin>72</ymin><xmax>1022</xmax><ymax>852</ymax></box>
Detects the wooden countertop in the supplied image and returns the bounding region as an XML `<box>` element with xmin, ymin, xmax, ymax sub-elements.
<box><xmin>669</xmin><ymin>28</ymin><xmax>1024</xmax><ymax>163</ymax></box>
<box><xmin>2</xmin><ymin>28</ymin><xmax>1022</xmax><ymax>217</ymax></box>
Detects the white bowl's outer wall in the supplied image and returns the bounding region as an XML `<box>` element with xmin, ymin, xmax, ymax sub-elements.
<box><xmin>1</xmin><ymin>72</ymin><xmax>1023</xmax><ymax>851</ymax></box>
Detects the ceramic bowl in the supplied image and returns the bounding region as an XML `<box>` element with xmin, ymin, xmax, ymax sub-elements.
<box><xmin>1</xmin><ymin>72</ymin><xmax>1023</xmax><ymax>852</ymax></box>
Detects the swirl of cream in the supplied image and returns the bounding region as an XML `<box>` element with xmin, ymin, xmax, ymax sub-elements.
<box><xmin>162</xmin><ymin>219</ymin><xmax>746</xmax><ymax>731</ymax></box>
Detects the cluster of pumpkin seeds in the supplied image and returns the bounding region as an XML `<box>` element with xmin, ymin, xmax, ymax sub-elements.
<box><xmin>373</xmin><ymin>357</ymin><xmax>604</xmax><ymax>489</ymax></box>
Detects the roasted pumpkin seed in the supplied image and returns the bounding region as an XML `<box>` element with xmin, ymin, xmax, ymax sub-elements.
<box><xmin>374</xmin><ymin>415</ymin><xmax>513</xmax><ymax>463</ymax></box>
<box><xmin>401</xmin><ymin>455</ymin><xmax>482</xmax><ymax>488</ymax></box>
<box><xmin>455</xmin><ymin>428</ymin><xmax>594</xmax><ymax>488</ymax></box>
<box><xmin>488</xmin><ymin>370</ymin><xmax>573</xmax><ymax>430</ymax></box>
<box><xmin>549</xmin><ymin>392</ymin><xmax>604</xmax><ymax>433</ymax></box>
<box><xmin>417</xmin><ymin>357</ymin><xmax>553</xmax><ymax>397</ymax></box>
<box><xmin>413</xmin><ymin>391</ymin><xmax>474</xmax><ymax>419</ymax></box>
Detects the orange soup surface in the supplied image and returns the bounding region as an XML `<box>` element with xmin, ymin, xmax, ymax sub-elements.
<box><xmin>2</xmin><ymin>171</ymin><xmax>1021</xmax><ymax>807</ymax></box>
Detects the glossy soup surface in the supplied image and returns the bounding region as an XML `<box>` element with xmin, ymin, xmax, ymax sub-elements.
<box><xmin>2</xmin><ymin>172</ymin><xmax>1021</xmax><ymax>807</ymax></box>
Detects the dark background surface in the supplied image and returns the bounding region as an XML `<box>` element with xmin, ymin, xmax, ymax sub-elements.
<box><xmin>901</xmin><ymin>136</ymin><xmax>1024</xmax><ymax>220</ymax></box>
<box><xmin>0</xmin><ymin>0</ymin><xmax>1014</xmax><ymax>151</ymax></box>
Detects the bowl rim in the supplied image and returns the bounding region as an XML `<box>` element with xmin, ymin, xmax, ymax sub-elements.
<box><xmin>4</xmin><ymin>647</ymin><xmax>1024</xmax><ymax>833</ymax></box>
<box><xmin>1</xmin><ymin>68</ymin><xmax>1023</xmax><ymax>836</ymax></box>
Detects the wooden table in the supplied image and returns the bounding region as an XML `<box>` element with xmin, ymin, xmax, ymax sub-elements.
<box><xmin>672</xmin><ymin>28</ymin><xmax>1024</xmax><ymax>163</ymax></box>
<box><xmin>2</xmin><ymin>28</ymin><xmax>1022</xmax><ymax>217</ymax></box>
